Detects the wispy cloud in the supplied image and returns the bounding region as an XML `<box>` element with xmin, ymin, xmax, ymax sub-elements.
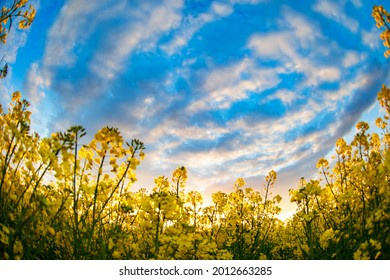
<box><xmin>187</xmin><ymin>58</ymin><xmax>280</xmax><ymax>112</ymax></box>
<box><xmin>2</xmin><ymin>29</ymin><xmax>28</xmax><ymax>64</ymax></box>
<box><xmin>362</xmin><ymin>26</ymin><xmax>382</xmax><ymax>50</ymax></box>
<box><xmin>312</xmin><ymin>0</ymin><xmax>359</xmax><ymax>33</ymax></box>
<box><xmin>24</xmin><ymin>63</ymin><xmax>48</xmax><ymax>103</ymax></box>
<box><xmin>41</xmin><ymin>0</ymin><xmax>183</xmax><ymax>112</ymax></box>
<box><xmin>161</xmin><ymin>2</ymin><xmax>232</xmax><ymax>55</ymax></box>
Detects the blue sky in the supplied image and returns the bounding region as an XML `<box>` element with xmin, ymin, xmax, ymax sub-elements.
<box><xmin>1</xmin><ymin>0</ymin><xmax>389</xmax><ymax>218</ymax></box>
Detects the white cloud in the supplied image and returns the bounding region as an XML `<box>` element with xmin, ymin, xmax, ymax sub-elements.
<box><xmin>88</xmin><ymin>0</ymin><xmax>183</xmax><ymax>80</ymax></box>
<box><xmin>283</xmin><ymin>8</ymin><xmax>318</xmax><ymax>46</ymax></box>
<box><xmin>320</xmin><ymin>78</ymin><xmax>360</xmax><ymax>104</ymax></box>
<box><xmin>269</xmin><ymin>90</ymin><xmax>299</xmax><ymax>106</ymax></box>
<box><xmin>160</xmin><ymin>12</ymin><xmax>213</xmax><ymax>55</ymax></box>
<box><xmin>317</xmin><ymin>67</ymin><xmax>341</xmax><ymax>82</ymax></box>
<box><xmin>44</xmin><ymin>0</ymin><xmax>183</xmax><ymax>81</ymax></box>
<box><xmin>249</xmin><ymin>8</ymin><xmax>318</xmax><ymax>63</ymax></box>
<box><xmin>249</xmin><ymin>32</ymin><xmax>295</xmax><ymax>58</ymax></box>
<box><xmin>187</xmin><ymin>58</ymin><xmax>280</xmax><ymax>112</ymax></box>
<box><xmin>362</xmin><ymin>27</ymin><xmax>381</xmax><ymax>50</ymax></box>
<box><xmin>2</xmin><ymin>30</ymin><xmax>28</xmax><ymax>64</ymax></box>
<box><xmin>211</xmin><ymin>2</ymin><xmax>234</xmax><ymax>17</ymax></box>
<box><xmin>312</xmin><ymin>0</ymin><xmax>359</xmax><ymax>33</ymax></box>
<box><xmin>249</xmin><ymin>9</ymin><xmax>344</xmax><ymax>88</ymax></box>
<box><xmin>44</xmin><ymin>0</ymin><xmax>106</xmax><ymax>67</ymax></box>
<box><xmin>229</xmin><ymin>0</ymin><xmax>268</xmax><ymax>4</ymax></box>
<box><xmin>343</xmin><ymin>51</ymin><xmax>359</xmax><ymax>68</ymax></box>
<box><xmin>23</xmin><ymin>61</ymin><xmax>56</xmax><ymax>137</ymax></box>
<box><xmin>24</xmin><ymin>63</ymin><xmax>49</xmax><ymax>103</ymax></box>
<box><xmin>160</xmin><ymin>0</ymin><xmax>269</xmax><ymax>55</ymax></box>
<box><xmin>349</xmin><ymin>0</ymin><xmax>362</xmax><ymax>8</ymax></box>
<box><xmin>161</xmin><ymin>1</ymin><xmax>235</xmax><ymax>55</ymax></box>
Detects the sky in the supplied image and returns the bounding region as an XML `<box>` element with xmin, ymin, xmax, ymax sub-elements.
<box><xmin>1</xmin><ymin>0</ymin><xmax>390</xmax><ymax>219</ymax></box>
